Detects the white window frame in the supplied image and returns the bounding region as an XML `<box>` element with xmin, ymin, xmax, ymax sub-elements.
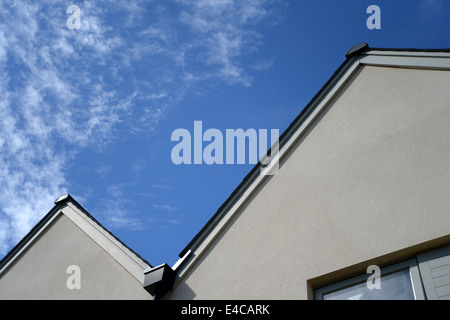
<box><xmin>314</xmin><ymin>259</ymin><xmax>426</xmax><ymax>300</ymax></box>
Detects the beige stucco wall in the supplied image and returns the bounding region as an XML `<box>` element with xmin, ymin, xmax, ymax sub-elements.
<box><xmin>168</xmin><ymin>65</ymin><xmax>450</xmax><ymax>300</ymax></box>
<box><xmin>0</xmin><ymin>214</ymin><xmax>152</xmax><ymax>300</ymax></box>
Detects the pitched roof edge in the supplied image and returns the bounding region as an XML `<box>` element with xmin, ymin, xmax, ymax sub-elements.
<box><xmin>57</xmin><ymin>194</ymin><xmax>154</xmax><ymax>269</ymax></box>
<box><xmin>345</xmin><ymin>42</ymin><xmax>369</xmax><ymax>58</ymax></box>
<box><xmin>0</xmin><ymin>194</ymin><xmax>153</xmax><ymax>278</ymax></box>
<box><xmin>367</xmin><ymin>47</ymin><xmax>450</xmax><ymax>53</ymax></box>
<box><xmin>177</xmin><ymin>45</ymin><xmax>363</xmax><ymax>260</ymax></box>
<box><xmin>0</xmin><ymin>200</ymin><xmax>65</xmax><ymax>275</ymax></box>
<box><xmin>175</xmin><ymin>45</ymin><xmax>450</xmax><ymax>271</ymax></box>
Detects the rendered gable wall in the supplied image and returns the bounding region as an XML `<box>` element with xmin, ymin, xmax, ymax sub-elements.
<box><xmin>168</xmin><ymin>64</ymin><xmax>450</xmax><ymax>299</ymax></box>
<box><xmin>0</xmin><ymin>213</ymin><xmax>152</xmax><ymax>300</ymax></box>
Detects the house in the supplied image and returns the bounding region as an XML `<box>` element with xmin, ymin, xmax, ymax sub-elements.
<box><xmin>0</xmin><ymin>194</ymin><xmax>154</xmax><ymax>299</ymax></box>
<box><xmin>1</xmin><ymin>44</ymin><xmax>450</xmax><ymax>300</ymax></box>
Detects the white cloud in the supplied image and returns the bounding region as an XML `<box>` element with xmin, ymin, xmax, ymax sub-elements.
<box><xmin>0</xmin><ymin>0</ymin><xmax>141</xmax><ymax>254</ymax></box>
<box><xmin>137</xmin><ymin>192</ymin><xmax>157</xmax><ymax>200</ymax></box>
<box><xmin>94</xmin><ymin>198</ymin><xmax>144</xmax><ymax>231</ymax></box>
<box><xmin>0</xmin><ymin>0</ymin><xmax>287</xmax><ymax>256</ymax></box>
<box><xmin>132</xmin><ymin>159</ymin><xmax>147</xmax><ymax>177</ymax></box>
<box><xmin>107</xmin><ymin>183</ymin><xmax>128</xmax><ymax>198</ymax></box>
<box><xmin>0</xmin><ymin>223</ymin><xmax>8</xmax><ymax>254</ymax></box>
<box><xmin>152</xmin><ymin>204</ymin><xmax>178</xmax><ymax>213</ymax></box>
<box><xmin>176</xmin><ymin>0</ymin><xmax>286</xmax><ymax>85</ymax></box>
<box><xmin>96</xmin><ymin>165</ymin><xmax>112</xmax><ymax>178</ymax></box>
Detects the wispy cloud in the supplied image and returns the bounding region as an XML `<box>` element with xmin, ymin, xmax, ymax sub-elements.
<box><xmin>176</xmin><ymin>0</ymin><xmax>286</xmax><ymax>86</ymax></box>
<box><xmin>0</xmin><ymin>0</ymin><xmax>287</xmax><ymax>255</ymax></box>
<box><xmin>131</xmin><ymin>159</ymin><xmax>147</xmax><ymax>178</ymax></box>
<box><xmin>152</xmin><ymin>204</ymin><xmax>178</xmax><ymax>213</ymax></box>
<box><xmin>96</xmin><ymin>164</ymin><xmax>112</xmax><ymax>178</ymax></box>
<box><xmin>107</xmin><ymin>183</ymin><xmax>130</xmax><ymax>198</ymax></box>
<box><xmin>137</xmin><ymin>192</ymin><xmax>157</xmax><ymax>200</ymax></box>
<box><xmin>0</xmin><ymin>0</ymin><xmax>146</xmax><ymax>253</ymax></box>
<box><xmin>94</xmin><ymin>198</ymin><xmax>144</xmax><ymax>231</ymax></box>
<box><xmin>151</xmin><ymin>184</ymin><xmax>173</xmax><ymax>190</ymax></box>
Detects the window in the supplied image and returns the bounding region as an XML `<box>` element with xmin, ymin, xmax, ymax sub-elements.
<box><xmin>315</xmin><ymin>245</ymin><xmax>450</xmax><ymax>300</ymax></box>
<box><xmin>315</xmin><ymin>259</ymin><xmax>425</xmax><ymax>300</ymax></box>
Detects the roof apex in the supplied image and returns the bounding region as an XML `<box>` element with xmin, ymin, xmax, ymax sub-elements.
<box><xmin>345</xmin><ymin>42</ymin><xmax>369</xmax><ymax>58</ymax></box>
<box><xmin>55</xmin><ymin>193</ymin><xmax>74</xmax><ymax>204</ymax></box>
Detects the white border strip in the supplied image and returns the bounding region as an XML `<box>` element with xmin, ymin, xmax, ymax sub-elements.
<box><xmin>64</xmin><ymin>202</ymin><xmax>150</xmax><ymax>283</ymax></box>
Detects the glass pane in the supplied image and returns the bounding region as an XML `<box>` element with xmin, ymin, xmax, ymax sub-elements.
<box><xmin>323</xmin><ymin>269</ymin><xmax>415</xmax><ymax>300</ymax></box>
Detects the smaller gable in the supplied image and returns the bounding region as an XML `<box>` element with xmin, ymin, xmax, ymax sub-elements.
<box><xmin>0</xmin><ymin>194</ymin><xmax>153</xmax><ymax>299</ymax></box>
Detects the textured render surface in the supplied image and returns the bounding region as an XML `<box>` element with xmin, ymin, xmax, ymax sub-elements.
<box><xmin>0</xmin><ymin>214</ymin><xmax>152</xmax><ymax>300</ymax></box>
<box><xmin>169</xmin><ymin>65</ymin><xmax>450</xmax><ymax>300</ymax></box>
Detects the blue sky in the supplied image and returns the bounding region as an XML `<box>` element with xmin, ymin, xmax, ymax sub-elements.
<box><xmin>0</xmin><ymin>0</ymin><xmax>449</xmax><ymax>267</ymax></box>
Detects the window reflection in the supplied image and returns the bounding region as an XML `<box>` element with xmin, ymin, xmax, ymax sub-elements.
<box><xmin>323</xmin><ymin>269</ymin><xmax>415</xmax><ymax>300</ymax></box>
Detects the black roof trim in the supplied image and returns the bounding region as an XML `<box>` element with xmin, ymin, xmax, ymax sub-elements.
<box><xmin>0</xmin><ymin>199</ymin><xmax>66</xmax><ymax>272</ymax></box>
<box><xmin>345</xmin><ymin>42</ymin><xmax>369</xmax><ymax>58</ymax></box>
<box><xmin>178</xmin><ymin>45</ymin><xmax>362</xmax><ymax>259</ymax></box>
<box><xmin>177</xmin><ymin>45</ymin><xmax>450</xmax><ymax>260</ymax></box>
<box><xmin>57</xmin><ymin>194</ymin><xmax>153</xmax><ymax>268</ymax></box>
<box><xmin>367</xmin><ymin>47</ymin><xmax>450</xmax><ymax>53</ymax></box>
<box><xmin>143</xmin><ymin>263</ymin><xmax>176</xmax><ymax>299</ymax></box>
<box><xmin>63</xmin><ymin>194</ymin><xmax>154</xmax><ymax>268</ymax></box>
<box><xmin>346</xmin><ymin>43</ymin><xmax>450</xmax><ymax>57</ymax></box>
